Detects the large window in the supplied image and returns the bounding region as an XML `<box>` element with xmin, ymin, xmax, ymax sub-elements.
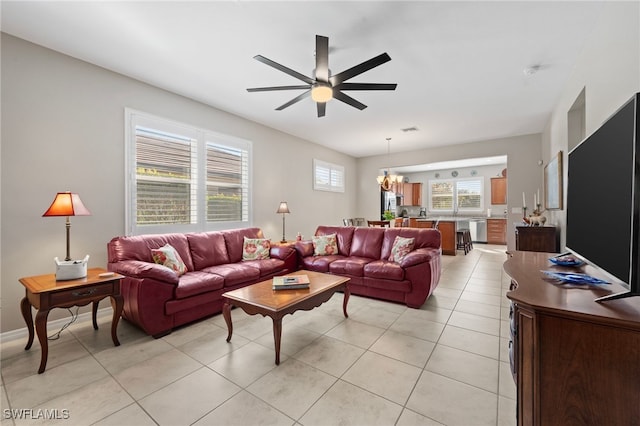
<box><xmin>126</xmin><ymin>109</ymin><xmax>251</xmax><ymax>235</ymax></box>
<box><xmin>428</xmin><ymin>178</ymin><xmax>483</xmax><ymax>213</ymax></box>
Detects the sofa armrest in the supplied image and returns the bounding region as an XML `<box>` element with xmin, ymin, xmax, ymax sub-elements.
<box><xmin>294</xmin><ymin>240</ymin><xmax>314</xmax><ymax>257</ymax></box>
<box><xmin>269</xmin><ymin>246</ymin><xmax>295</xmax><ymax>260</ymax></box>
<box><xmin>399</xmin><ymin>248</ymin><xmax>439</xmax><ymax>268</ymax></box>
<box><xmin>108</xmin><ymin>260</ymin><xmax>179</xmax><ymax>285</ymax></box>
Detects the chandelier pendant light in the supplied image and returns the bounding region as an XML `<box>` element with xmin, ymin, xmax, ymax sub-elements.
<box><xmin>376</xmin><ymin>138</ymin><xmax>403</xmax><ymax>191</ymax></box>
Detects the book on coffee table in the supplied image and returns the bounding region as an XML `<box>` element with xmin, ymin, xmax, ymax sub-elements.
<box><xmin>272</xmin><ymin>274</ymin><xmax>310</xmax><ymax>290</ymax></box>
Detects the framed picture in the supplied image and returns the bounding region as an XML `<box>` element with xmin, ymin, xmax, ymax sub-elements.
<box><xmin>544</xmin><ymin>151</ymin><xmax>563</xmax><ymax>210</ymax></box>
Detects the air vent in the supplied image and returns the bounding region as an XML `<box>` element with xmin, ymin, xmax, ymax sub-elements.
<box><xmin>401</xmin><ymin>126</ymin><xmax>419</xmax><ymax>132</ymax></box>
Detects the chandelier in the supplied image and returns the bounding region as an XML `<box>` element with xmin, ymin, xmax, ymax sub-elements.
<box><xmin>376</xmin><ymin>138</ymin><xmax>403</xmax><ymax>191</ymax></box>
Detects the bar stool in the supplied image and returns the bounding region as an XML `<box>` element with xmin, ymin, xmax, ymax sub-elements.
<box><xmin>456</xmin><ymin>228</ymin><xmax>473</xmax><ymax>255</ymax></box>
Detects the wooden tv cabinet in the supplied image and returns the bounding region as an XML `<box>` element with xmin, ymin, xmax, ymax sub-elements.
<box><xmin>504</xmin><ymin>251</ymin><xmax>640</xmax><ymax>426</ymax></box>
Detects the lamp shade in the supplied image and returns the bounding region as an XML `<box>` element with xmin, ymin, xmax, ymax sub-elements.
<box><xmin>276</xmin><ymin>202</ymin><xmax>290</xmax><ymax>214</ymax></box>
<box><xmin>43</xmin><ymin>192</ymin><xmax>91</xmax><ymax>217</ymax></box>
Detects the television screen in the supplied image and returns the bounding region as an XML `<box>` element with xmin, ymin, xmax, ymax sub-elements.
<box><xmin>566</xmin><ymin>93</ymin><xmax>639</xmax><ymax>301</ymax></box>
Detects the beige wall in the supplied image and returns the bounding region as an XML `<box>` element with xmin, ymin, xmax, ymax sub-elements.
<box><xmin>356</xmin><ymin>134</ymin><xmax>543</xmax><ymax>251</ymax></box>
<box><xmin>541</xmin><ymin>1</ymin><xmax>640</xmax><ymax>250</ymax></box>
<box><xmin>0</xmin><ymin>34</ymin><xmax>357</xmax><ymax>333</ymax></box>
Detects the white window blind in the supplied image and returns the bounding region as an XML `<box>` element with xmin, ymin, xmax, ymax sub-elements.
<box><xmin>126</xmin><ymin>109</ymin><xmax>252</xmax><ymax>235</ymax></box>
<box><xmin>429</xmin><ymin>178</ymin><xmax>483</xmax><ymax>212</ymax></box>
<box><xmin>313</xmin><ymin>159</ymin><xmax>345</xmax><ymax>192</ymax></box>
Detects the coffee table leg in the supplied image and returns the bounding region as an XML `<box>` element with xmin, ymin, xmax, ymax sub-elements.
<box><xmin>273</xmin><ymin>317</ymin><xmax>282</xmax><ymax>365</ymax></box>
<box><xmin>20</xmin><ymin>297</ymin><xmax>34</xmax><ymax>350</ymax></box>
<box><xmin>35</xmin><ymin>309</ymin><xmax>50</xmax><ymax>374</ymax></box>
<box><xmin>110</xmin><ymin>294</ymin><xmax>123</xmax><ymax>346</ymax></box>
<box><xmin>223</xmin><ymin>301</ymin><xmax>233</xmax><ymax>342</ymax></box>
<box><xmin>343</xmin><ymin>286</ymin><xmax>350</xmax><ymax>318</ymax></box>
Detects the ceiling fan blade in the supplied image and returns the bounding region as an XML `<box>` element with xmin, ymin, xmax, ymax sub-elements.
<box><xmin>335</xmin><ymin>83</ymin><xmax>397</xmax><ymax>91</ymax></box>
<box><xmin>247</xmin><ymin>85</ymin><xmax>311</xmax><ymax>92</ymax></box>
<box><xmin>333</xmin><ymin>91</ymin><xmax>367</xmax><ymax>110</ymax></box>
<box><xmin>317</xmin><ymin>102</ymin><xmax>326</xmax><ymax>118</ymax></box>
<box><xmin>315</xmin><ymin>35</ymin><xmax>329</xmax><ymax>82</ymax></box>
<box><xmin>275</xmin><ymin>90</ymin><xmax>311</xmax><ymax>110</ymax></box>
<box><xmin>253</xmin><ymin>55</ymin><xmax>315</xmax><ymax>84</ymax></box>
<box><xmin>330</xmin><ymin>53</ymin><xmax>392</xmax><ymax>86</ymax></box>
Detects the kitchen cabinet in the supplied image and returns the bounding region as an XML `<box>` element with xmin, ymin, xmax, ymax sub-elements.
<box><xmin>515</xmin><ymin>226</ymin><xmax>559</xmax><ymax>253</ymax></box>
<box><xmin>504</xmin><ymin>251</ymin><xmax>640</xmax><ymax>426</ymax></box>
<box><xmin>397</xmin><ymin>183</ymin><xmax>422</xmax><ymax>206</ymax></box>
<box><xmin>487</xmin><ymin>218</ymin><xmax>507</xmax><ymax>244</ymax></box>
<box><xmin>490</xmin><ymin>177</ymin><xmax>507</xmax><ymax>204</ymax></box>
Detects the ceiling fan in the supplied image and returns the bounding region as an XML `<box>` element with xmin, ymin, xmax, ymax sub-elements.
<box><xmin>247</xmin><ymin>35</ymin><xmax>397</xmax><ymax>117</ymax></box>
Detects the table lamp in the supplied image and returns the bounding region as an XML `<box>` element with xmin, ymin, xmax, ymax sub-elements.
<box><xmin>276</xmin><ymin>201</ymin><xmax>290</xmax><ymax>243</ymax></box>
<box><xmin>43</xmin><ymin>192</ymin><xmax>91</xmax><ymax>261</ymax></box>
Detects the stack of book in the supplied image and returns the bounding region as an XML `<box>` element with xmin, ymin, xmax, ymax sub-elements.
<box><xmin>272</xmin><ymin>274</ymin><xmax>310</xmax><ymax>290</ymax></box>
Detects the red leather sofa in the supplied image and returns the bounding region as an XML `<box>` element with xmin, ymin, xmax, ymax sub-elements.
<box><xmin>107</xmin><ymin>228</ymin><xmax>296</xmax><ymax>337</ymax></box>
<box><xmin>295</xmin><ymin>226</ymin><xmax>442</xmax><ymax>308</ymax></box>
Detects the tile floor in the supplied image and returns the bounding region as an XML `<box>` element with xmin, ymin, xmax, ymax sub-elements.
<box><xmin>1</xmin><ymin>244</ymin><xmax>516</xmax><ymax>426</ymax></box>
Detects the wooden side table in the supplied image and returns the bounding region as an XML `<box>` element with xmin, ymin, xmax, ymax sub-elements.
<box><xmin>19</xmin><ymin>268</ymin><xmax>124</xmax><ymax>373</ymax></box>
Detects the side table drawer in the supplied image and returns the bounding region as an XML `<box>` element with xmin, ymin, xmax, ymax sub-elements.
<box><xmin>50</xmin><ymin>282</ymin><xmax>115</xmax><ymax>305</ymax></box>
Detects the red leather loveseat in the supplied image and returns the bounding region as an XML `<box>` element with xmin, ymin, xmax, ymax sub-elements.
<box><xmin>107</xmin><ymin>228</ymin><xmax>296</xmax><ymax>337</ymax></box>
<box><xmin>295</xmin><ymin>226</ymin><xmax>442</xmax><ymax>308</ymax></box>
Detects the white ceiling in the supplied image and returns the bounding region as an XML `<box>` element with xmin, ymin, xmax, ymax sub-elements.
<box><xmin>1</xmin><ymin>1</ymin><xmax>605</xmax><ymax>158</ymax></box>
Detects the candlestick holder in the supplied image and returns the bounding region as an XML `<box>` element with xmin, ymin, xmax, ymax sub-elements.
<box><xmin>534</xmin><ymin>203</ymin><xmax>542</xmax><ymax>216</ymax></box>
<box><xmin>523</xmin><ymin>206</ymin><xmax>528</xmax><ymax>222</ymax></box>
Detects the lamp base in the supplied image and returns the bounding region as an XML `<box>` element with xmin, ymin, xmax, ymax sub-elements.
<box><xmin>55</xmin><ymin>255</ymin><xmax>89</xmax><ymax>281</ymax></box>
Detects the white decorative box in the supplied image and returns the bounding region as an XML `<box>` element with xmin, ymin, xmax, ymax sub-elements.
<box><xmin>55</xmin><ymin>255</ymin><xmax>90</xmax><ymax>281</ymax></box>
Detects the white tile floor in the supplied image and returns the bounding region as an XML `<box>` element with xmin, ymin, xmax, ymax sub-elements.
<box><xmin>1</xmin><ymin>244</ymin><xmax>516</xmax><ymax>426</ymax></box>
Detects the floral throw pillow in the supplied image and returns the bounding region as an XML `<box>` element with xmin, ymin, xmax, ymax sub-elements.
<box><xmin>389</xmin><ymin>236</ymin><xmax>415</xmax><ymax>263</ymax></box>
<box><xmin>312</xmin><ymin>234</ymin><xmax>339</xmax><ymax>256</ymax></box>
<box><xmin>151</xmin><ymin>244</ymin><xmax>188</xmax><ymax>276</ymax></box>
<box><xmin>242</xmin><ymin>237</ymin><xmax>271</xmax><ymax>260</ymax></box>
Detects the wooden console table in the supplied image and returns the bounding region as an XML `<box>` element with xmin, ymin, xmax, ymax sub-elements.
<box><xmin>515</xmin><ymin>225</ymin><xmax>559</xmax><ymax>252</ymax></box>
<box><xmin>19</xmin><ymin>268</ymin><xmax>124</xmax><ymax>373</ymax></box>
<box><xmin>504</xmin><ymin>251</ymin><xmax>640</xmax><ymax>425</ymax></box>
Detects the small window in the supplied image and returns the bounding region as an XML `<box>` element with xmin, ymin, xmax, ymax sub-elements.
<box><xmin>313</xmin><ymin>159</ymin><xmax>345</xmax><ymax>192</ymax></box>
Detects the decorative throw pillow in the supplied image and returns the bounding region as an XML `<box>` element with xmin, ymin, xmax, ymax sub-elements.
<box><xmin>242</xmin><ymin>237</ymin><xmax>271</xmax><ymax>260</ymax></box>
<box><xmin>389</xmin><ymin>236</ymin><xmax>415</xmax><ymax>263</ymax></box>
<box><xmin>151</xmin><ymin>244</ymin><xmax>187</xmax><ymax>276</ymax></box>
<box><xmin>312</xmin><ymin>234</ymin><xmax>338</xmax><ymax>256</ymax></box>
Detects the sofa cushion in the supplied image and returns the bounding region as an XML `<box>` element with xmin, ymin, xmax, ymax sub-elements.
<box><xmin>201</xmin><ymin>263</ymin><xmax>260</xmax><ymax>287</ymax></box>
<box><xmin>242</xmin><ymin>237</ymin><xmax>271</xmax><ymax>260</ymax></box>
<box><xmin>388</xmin><ymin>236</ymin><xmax>415</xmax><ymax>263</ymax></box>
<box><xmin>313</xmin><ymin>234</ymin><xmax>338</xmax><ymax>256</ymax></box>
<box><xmin>300</xmin><ymin>255</ymin><xmax>346</xmax><ymax>272</ymax></box>
<box><xmin>223</xmin><ymin>228</ymin><xmax>266</xmax><ymax>263</ymax></box>
<box><xmin>350</xmin><ymin>227</ymin><xmax>385</xmax><ymax>259</ymax></box>
<box><xmin>329</xmin><ymin>257</ymin><xmax>371</xmax><ymax>277</ymax></box>
<box><xmin>174</xmin><ymin>271</ymin><xmax>225</xmax><ymax>299</ymax></box>
<box><xmin>187</xmin><ymin>232</ymin><xmax>230</xmax><ymax>270</ymax></box>
<box><xmin>243</xmin><ymin>258</ymin><xmax>286</xmax><ymax>277</ymax></box>
<box><xmin>364</xmin><ymin>260</ymin><xmax>406</xmax><ymax>281</ymax></box>
<box><xmin>151</xmin><ymin>244</ymin><xmax>188</xmax><ymax>276</ymax></box>
<box><xmin>315</xmin><ymin>226</ymin><xmax>355</xmax><ymax>256</ymax></box>
<box><xmin>108</xmin><ymin>233</ymin><xmax>194</xmax><ymax>271</ymax></box>
<box><xmin>381</xmin><ymin>228</ymin><xmax>441</xmax><ymax>260</ymax></box>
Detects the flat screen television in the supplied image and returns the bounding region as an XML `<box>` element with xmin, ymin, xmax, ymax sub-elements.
<box><xmin>566</xmin><ymin>92</ymin><xmax>639</xmax><ymax>302</ymax></box>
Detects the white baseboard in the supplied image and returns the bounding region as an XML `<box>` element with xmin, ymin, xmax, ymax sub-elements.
<box><xmin>0</xmin><ymin>307</ymin><xmax>113</xmax><ymax>343</ymax></box>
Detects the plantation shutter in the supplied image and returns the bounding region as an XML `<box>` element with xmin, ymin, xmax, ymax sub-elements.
<box><xmin>206</xmin><ymin>142</ymin><xmax>249</xmax><ymax>222</ymax></box>
<box><xmin>430</xmin><ymin>181</ymin><xmax>454</xmax><ymax>210</ymax></box>
<box><xmin>135</xmin><ymin>127</ymin><xmax>196</xmax><ymax>225</ymax></box>
<box><xmin>456</xmin><ymin>179</ymin><xmax>482</xmax><ymax>209</ymax></box>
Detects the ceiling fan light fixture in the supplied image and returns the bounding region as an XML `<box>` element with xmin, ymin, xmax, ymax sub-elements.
<box><xmin>311</xmin><ymin>83</ymin><xmax>333</xmax><ymax>103</ymax></box>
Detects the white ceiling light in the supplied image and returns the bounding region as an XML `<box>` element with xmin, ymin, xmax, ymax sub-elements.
<box><xmin>311</xmin><ymin>83</ymin><xmax>333</xmax><ymax>103</ymax></box>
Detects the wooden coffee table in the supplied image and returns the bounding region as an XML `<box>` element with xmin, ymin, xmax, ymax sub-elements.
<box><xmin>222</xmin><ymin>271</ymin><xmax>350</xmax><ymax>365</ymax></box>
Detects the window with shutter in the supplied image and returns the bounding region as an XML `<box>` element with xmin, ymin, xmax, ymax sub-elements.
<box><xmin>126</xmin><ymin>109</ymin><xmax>252</xmax><ymax>235</ymax></box>
<box><xmin>313</xmin><ymin>159</ymin><xmax>345</xmax><ymax>192</ymax></box>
